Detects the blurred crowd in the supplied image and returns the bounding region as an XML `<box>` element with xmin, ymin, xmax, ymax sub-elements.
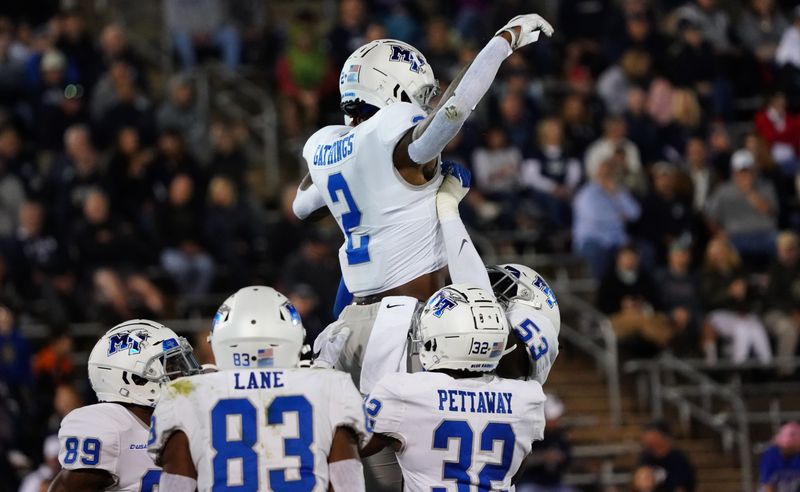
<box><xmin>0</xmin><ymin>0</ymin><xmax>799</xmax><ymax>489</ymax></box>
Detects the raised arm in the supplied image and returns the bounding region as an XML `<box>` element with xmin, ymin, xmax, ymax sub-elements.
<box><xmin>436</xmin><ymin>162</ymin><xmax>493</xmax><ymax>293</ymax></box>
<box><xmin>394</xmin><ymin>15</ymin><xmax>554</xmax><ymax>169</ymax></box>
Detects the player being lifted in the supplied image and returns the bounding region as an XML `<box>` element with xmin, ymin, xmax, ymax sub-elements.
<box><xmin>148</xmin><ymin>286</ymin><xmax>368</xmax><ymax>492</ymax></box>
<box><xmin>50</xmin><ymin>320</ymin><xmax>201</xmax><ymax>491</ymax></box>
<box><xmin>362</xmin><ymin>284</ymin><xmax>547</xmax><ymax>491</ymax></box>
<box><xmin>293</xmin><ymin>14</ymin><xmax>554</xmax><ymax>384</ymax></box>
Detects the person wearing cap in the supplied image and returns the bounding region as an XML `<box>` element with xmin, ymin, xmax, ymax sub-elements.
<box><xmin>705</xmin><ymin>149</ymin><xmax>778</xmax><ymax>262</ymax></box>
<box><xmin>517</xmin><ymin>394</ymin><xmax>573</xmax><ymax>492</ymax></box>
<box><xmin>760</xmin><ymin>421</ymin><xmax>800</xmax><ymax>491</ymax></box>
<box><xmin>639</xmin><ymin>420</ymin><xmax>696</xmax><ymax>492</ymax></box>
<box><xmin>18</xmin><ymin>435</ymin><xmax>60</xmax><ymax>492</ymax></box>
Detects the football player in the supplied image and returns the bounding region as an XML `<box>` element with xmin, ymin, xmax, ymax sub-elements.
<box><xmin>362</xmin><ymin>284</ymin><xmax>547</xmax><ymax>490</ymax></box>
<box><xmin>437</xmin><ymin>162</ymin><xmax>561</xmax><ymax>383</ymax></box>
<box><xmin>293</xmin><ymin>14</ymin><xmax>554</xmax><ymax>387</ymax></box>
<box><xmin>50</xmin><ymin>320</ymin><xmax>201</xmax><ymax>491</ymax></box>
<box><xmin>148</xmin><ymin>286</ymin><xmax>368</xmax><ymax>491</ymax></box>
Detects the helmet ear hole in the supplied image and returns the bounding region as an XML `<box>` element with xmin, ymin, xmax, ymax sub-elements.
<box><xmin>400</xmin><ymin>91</ymin><xmax>411</xmax><ymax>104</ymax></box>
<box><xmin>131</xmin><ymin>374</ymin><xmax>149</xmax><ymax>386</ymax></box>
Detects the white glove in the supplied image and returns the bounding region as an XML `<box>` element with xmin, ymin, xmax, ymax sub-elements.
<box><xmin>437</xmin><ymin>161</ymin><xmax>471</xmax><ymax>221</ymax></box>
<box><xmin>495</xmin><ymin>14</ymin><xmax>555</xmax><ymax>51</ymax></box>
<box><xmin>312</xmin><ymin>326</ymin><xmax>351</xmax><ymax>369</ymax></box>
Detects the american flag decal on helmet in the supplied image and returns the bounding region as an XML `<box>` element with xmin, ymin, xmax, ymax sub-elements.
<box><xmin>257</xmin><ymin>347</ymin><xmax>274</xmax><ymax>367</ymax></box>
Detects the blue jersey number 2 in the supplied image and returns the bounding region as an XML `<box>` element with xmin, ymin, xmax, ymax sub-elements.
<box><xmin>210</xmin><ymin>397</ymin><xmax>316</xmax><ymax>491</ymax></box>
<box><xmin>432</xmin><ymin>420</ymin><xmax>516</xmax><ymax>492</ymax></box>
<box><xmin>327</xmin><ymin>172</ymin><xmax>370</xmax><ymax>265</ymax></box>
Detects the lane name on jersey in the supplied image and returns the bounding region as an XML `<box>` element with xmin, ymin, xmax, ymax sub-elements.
<box><xmin>233</xmin><ymin>370</ymin><xmax>285</xmax><ymax>390</ymax></box>
<box><xmin>437</xmin><ymin>389</ymin><xmax>514</xmax><ymax>414</ymax></box>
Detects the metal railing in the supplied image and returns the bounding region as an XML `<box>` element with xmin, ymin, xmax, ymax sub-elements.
<box><xmin>625</xmin><ymin>354</ymin><xmax>754</xmax><ymax>492</ymax></box>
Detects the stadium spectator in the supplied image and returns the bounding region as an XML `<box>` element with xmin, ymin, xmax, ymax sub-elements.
<box><xmin>4</xmin><ymin>201</ymin><xmax>78</xmax><ymax>323</ymax></box>
<box><xmin>521</xmin><ymin>117</ymin><xmax>582</xmax><ymax>229</ymax></box>
<box><xmin>573</xmin><ymin>151</ymin><xmax>641</xmax><ymax>279</ymax></box>
<box><xmin>208</xmin><ymin>120</ymin><xmax>248</xmax><ymax>188</ymax></box>
<box><xmin>203</xmin><ymin>175</ymin><xmax>258</xmax><ymax>288</ymax></box>
<box><xmin>737</xmin><ymin>0</ymin><xmax>789</xmax><ymax>64</ymax></box>
<box><xmin>584</xmin><ymin>116</ymin><xmax>645</xmax><ymax>195</ymax></box>
<box><xmin>95</xmin><ymin>72</ymin><xmax>153</xmax><ymax>147</ymax></box>
<box><xmin>275</xmin><ymin>10</ymin><xmax>337</xmax><ymax>140</ymax></box>
<box><xmin>682</xmin><ymin>136</ymin><xmax>720</xmax><ymax>212</ymax></box>
<box><xmin>18</xmin><ymin>435</ymin><xmax>59</xmax><ymax>492</ymax></box>
<box><xmin>656</xmin><ymin>239</ymin><xmax>702</xmax><ymax>355</ymax></box>
<box><xmin>55</xmin><ymin>9</ymin><xmax>100</xmax><ymax>89</ymax></box>
<box><xmin>471</xmin><ymin>127</ymin><xmax>521</xmax><ymax>200</ymax></box>
<box><xmin>71</xmin><ymin>189</ymin><xmax>164</xmax><ymax>321</ymax></box>
<box><xmin>31</xmin><ymin>332</ymin><xmax>73</xmax><ymax>387</ymax></box>
<box><xmin>163</xmin><ymin>0</ymin><xmax>241</xmax><ymax>69</ymax></box>
<box><xmin>0</xmin><ymin>305</ymin><xmax>31</xmax><ymax>395</ymax></box>
<box><xmin>288</xmin><ymin>283</ymin><xmax>323</xmax><ymax>345</ymax></box>
<box><xmin>421</xmin><ymin>17</ymin><xmax>459</xmax><ymax>82</ymax></box>
<box><xmin>32</xmin><ymin>50</ymin><xmax>87</xmax><ymax>152</ymax></box>
<box><xmin>158</xmin><ymin>174</ymin><xmax>215</xmax><ymax>301</ymax></box>
<box><xmin>760</xmin><ymin>421</ymin><xmax>800</xmax><ymax>490</ymax></box>
<box><xmin>763</xmin><ymin>231</ymin><xmax>800</xmax><ymax>376</ymax></box>
<box><xmin>497</xmin><ymin>91</ymin><xmax>535</xmax><ymax>152</ymax></box>
<box><xmin>97</xmin><ymin>23</ymin><xmax>145</xmax><ymax>84</ymax></box>
<box><xmin>639</xmin><ymin>420</ymin><xmax>697</xmax><ymax>492</ymax></box>
<box><xmin>596</xmin><ymin>49</ymin><xmax>652</xmax><ymax>116</ymax></box>
<box><xmin>107</xmin><ymin>126</ymin><xmax>155</xmax><ymax>226</ymax></box>
<box><xmin>517</xmin><ymin>394</ymin><xmax>572</xmax><ymax>492</ymax></box>
<box><xmin>47</xmin><ymin>125</ymin><xmax>104</xmax><ymax>231</ymax></box>
<box><xmin>667</xmin><ymin>17</ymin><xmax>717</xmax><ymax>105</ymax></box>
<box><xmin>265</xmin><ymin>185</ymin><xmax>307</xmax><ymax>270</ymax></box>
<box><xmin>624</xmin><ymin>87</ymin><xmax>661</xmax><ymax>165</ymax></box>
<box><xmin>156</xmin><ymin>75</ymin><xmax>208</xmax><ymax>157</ymax></box>
<box><xmin>636</xmin><ymin>163</ymin><xmax>692</xmax><ymax>264</ymax></box>
<box><xmin>0</xmin><ymin>155</ymin><xmax>24</xmax><ymax>237</ymax></box>
<box><xmin>149</xmin><ymin>128</ymin><xmax>204</xmax><ymax>201</ymax></box>
<box><xmin>676</xmin><ymin>0</ymin><xmax>732</xmax><ymax>53</ymax></box>
<box><xmin>560</xmin><ymin>92</ymin><xmax>597</xmax><ymax>157</ymax></box>
<box><xmin>598</xmin><ymin>246</ymin><xmax>673</xmax><ymax>356</ymax></box>
<box><xmin>0</xmin><ymin>26</ymin><xmax>26</xmax><ymax>109</ymax></box>
<box><xmin>706</xmin><ymin>149</ymin><xmax>779</xmax><ymax>263</ymax></box>
<box><xmin>776</xmin><ymin>6</ymin><xmax>800</xmax><ymax>70</ymax></box>
<box><xmin>0</xmin><ymin>125</ymin><xmax>41</xmax><ymax>198</ymax></box>
<box><xmin>327</xmin><ymin>0</ymin><xmax>367</xmax><ymax>67</ymax></box>
<box><xmin>754</xmin><ymin>91</ymin><xmax>800</xmax><ymax>172</ymax></box>
<box><xmin>700</xmin><ymin>236</ymin><xmax>772</xmax><ymax>365</ymax></box>
<box><xmin>280</xmin><ymin>230</ymin><xmax>339</xmax><ymax>325</ymax></box>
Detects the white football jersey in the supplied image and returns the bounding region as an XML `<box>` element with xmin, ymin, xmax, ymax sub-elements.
<box><xmin>365</xmin><ymin>372</ymin><xmax>546</xmax><ymax>492</ymax></box>
<box><xmin>148</xmin><ymin>368</ymin><xmax>368</xmax><ymax>492</ymax></box>
<box><xmin>506</xmin><ymin>306</ymin><xmax>560</xmax><ymax>384</ymax></box>
<box><xmin>303</xmin><ymin>102</ymin><xmax>446</xmax><ymax>296</ymax></box>
<box><xmin>58</xmin><ymin>403</ymin><xmax>160</xmax><ymax>491</ymax></box>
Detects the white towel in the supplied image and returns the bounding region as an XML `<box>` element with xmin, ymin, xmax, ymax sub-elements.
<box><xmin>360</xmin><ymin>296</ymin><xmax>418</xmax><ymax>395</ymax></box>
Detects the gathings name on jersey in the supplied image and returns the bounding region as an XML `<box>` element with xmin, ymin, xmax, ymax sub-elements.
<box><xmin>437</xmin><ymin>389</ymin><xmax>513</xmax><ymax>414</ymax></box>
<box><xmin>313</xmin><ymin>134</ymin><xmax>354</xmax><ymax>166</ymax></box>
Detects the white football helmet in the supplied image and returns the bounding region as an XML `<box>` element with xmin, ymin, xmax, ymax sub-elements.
<box><xmin>417</xmin><ymin>284</ymin><xmax>509</xmax><ymax>372</ymax></box>
<box><xmin>488</xmin><ymin>264</ymin><xmax>561</xmax><ymax>330</ymax></box>
<box><xmin>209</xmin><ymin>285</ymin><xmax>305</xmax><ymax>370</ymax></box>
<box><xmin>339</xmin><ymin>39</ymin><xmax>438</xmax><ymax>121</ymax></box>
<box><xmin>88</xmin><ymin>320</ymin><xmax>200</xmax><ymax>407</ymax></box>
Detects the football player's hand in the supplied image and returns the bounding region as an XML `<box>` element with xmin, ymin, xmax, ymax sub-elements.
<box><xmin>312</xmin><ymin>326</ymin><xmax>351</xmax><ymax>369</ymax></box>
<box><xmin>437</xmin><ymin>161</ymin><xmax>471</xmax><ymax>221</ymax></box>
<box><xmin>495</xmin><ymin>14</ymin><xmax>554</xmax><ymax>51</ymax></box>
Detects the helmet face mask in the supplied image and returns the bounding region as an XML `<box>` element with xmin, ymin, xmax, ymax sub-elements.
<box><xmin>488</xmin><ymin>264</ymin><xmax>561</xmax><ymax>334</ymax></box>
<box><xmin>88</xmin><ymin>320</ymin><xmax>200</xmax><ymax>408</ymax></box>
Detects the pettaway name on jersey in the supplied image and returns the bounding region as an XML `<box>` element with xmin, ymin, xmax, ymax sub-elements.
<box><xmin>233</xmin><ymin>370</ymin><xmax>285</xmax><ymax>390</ymax></box>
<box><xmin>437</xmin><ymin>389</ymin><xmax>514</xmax><ymax>414</ymax></box>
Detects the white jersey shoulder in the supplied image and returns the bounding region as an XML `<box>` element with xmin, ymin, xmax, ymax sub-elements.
<box><xmin>148</xmin><ymin>368</ymin><xmax>367</xmax><ymax>492</ymax></box>
<box><xmin>506</xmin><ymin>306</ymin><xmax>560</xmax><ymax>384</ymax></box>
<box><xmin>303</xmin><ymin>102</ymin><xmax>446</xmax><ymax>297</ymax></box>
<box><xmin>366</xmin><ymin>372</ymin><xmax>546</xmax><ymax>492</ymax></box>
<box><xmin>59</xmin><ymin>402</ymin><xmax>160</xmax><ymax>491</ymax></box>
